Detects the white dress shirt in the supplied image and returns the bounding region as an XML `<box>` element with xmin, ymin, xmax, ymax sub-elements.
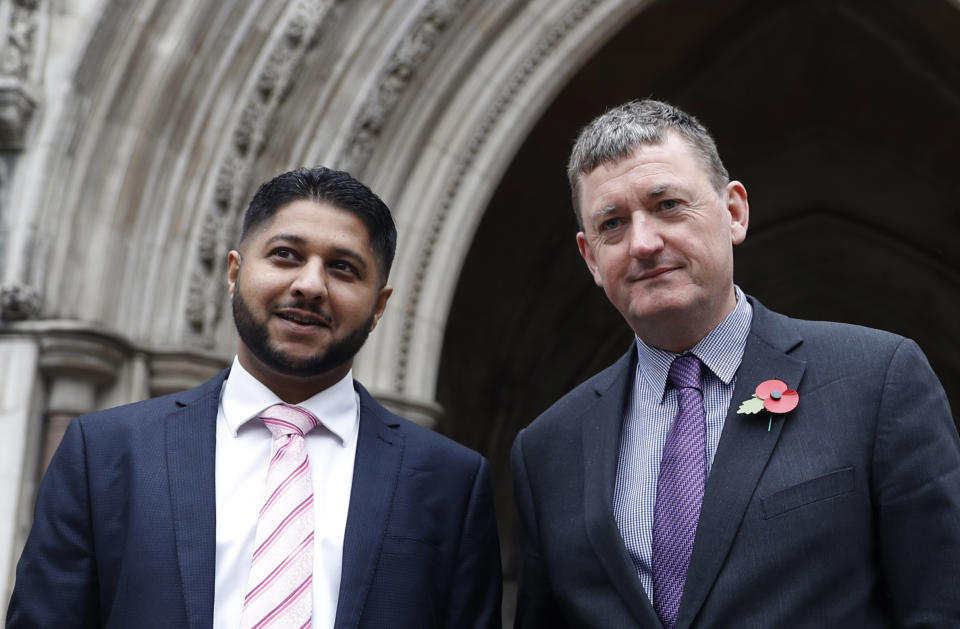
<box><xmin>212</xmin><ymin>357</ymin><xmax>360</xmax><ymax>629</ymax></box>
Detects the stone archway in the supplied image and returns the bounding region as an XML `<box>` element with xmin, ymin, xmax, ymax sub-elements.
<box><xmin>437</xmin><ymin>0</ymin><xmax>960</xmax><ymax>596</ymax></box>
<box><xmin>4</xmin><ymin>0</ymin><xmax>959</xmax><ymax>616</ymax></box>
<box><xmin>0</xmin><ymin>0</ymin><xmax>655</xmax><ymax>604</ymax></box>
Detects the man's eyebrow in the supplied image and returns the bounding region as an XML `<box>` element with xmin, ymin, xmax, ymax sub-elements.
<box><xmin>592</xmin><ymin>205</ymin><xmax>619</xmax><ymax>218</ymax></box>
<box><xmin>646</xmin><ymin>185</ymin><xmax>672</xmax><ymax>199</ymax></box>
<box><xmin>265</xmin><ymin>233</ymin><xmax>307</xmax><ymax>246</ymax></box>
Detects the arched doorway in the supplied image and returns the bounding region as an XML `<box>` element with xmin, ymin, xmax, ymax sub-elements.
<box><xmin>438</xmin><ymin>0</ymin><xmax>960</xmax><ymax>608</ymax></box>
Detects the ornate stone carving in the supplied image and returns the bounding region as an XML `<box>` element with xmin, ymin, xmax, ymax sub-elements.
<box><xmin>338</xmin><ymin>0</ymin><xmax>470</xmax><ymax>175</ymax></box>
<box><xmin>214</xmin><ymin>155</ymin><xmax>239</xmax><ymax>209</ymax></box>
<box><xmin>1</xmin><ymin>1</ymin><xmax>38</xmax><ymax>81</ymax></box>
<box><xmin>393</xmin><ymin>0</ymin><xmax>603</xmax><ymax>393</ymax></box>
<box><xmin>184</xmin><ymin>269</ymin><xmax>210</xmax><ymax>332</ymax></box>
<box><xmin>0</xmin><ymin>80</ymin><xmax>36</xmax><ymax>149</ymax></box>
<box><xmin>0</xmin><ymin>0</ymin><xmax>41</xmax><ymax>150</ymax></box>
<box><xmin>0</xmin><ymin>282</ymin><xmax>40</xmax><ymax>321</ymax></box>
<box><xmin>185</xmin><ymin>0</ymin><xmax>340</xmax><ymax>337</ymax></box>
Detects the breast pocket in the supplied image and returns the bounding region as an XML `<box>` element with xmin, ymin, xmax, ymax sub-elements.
<box><xmin>761</xmin><ymin>466</ymin><xmax>856</xmax><ymax>519</ymax></box>
<box><xmin>367</xmin><ymin>536</ymin><xmax>442</xmax><ymax>624</ymax></box>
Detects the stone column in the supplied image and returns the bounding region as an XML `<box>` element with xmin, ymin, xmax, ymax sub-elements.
<box><xmin>36</xmin><ymin>327</ymin><xmax>127</xmax><ymax>471</ymax></box>
<box><xmin>0</xmin><ymin>334</ymin><xmax>40</xmax><ymax>609</ymax></box>
<box><xmin>148</xmin><ymin>352</ymin><xmax>229</xmax><ymax>398</ymax></box>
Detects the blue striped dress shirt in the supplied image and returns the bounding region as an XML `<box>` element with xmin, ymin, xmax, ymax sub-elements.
<box><xmin>613</xmin><ymin>286</ymin><xmax>753</xmax><ymax>601</ymax></box>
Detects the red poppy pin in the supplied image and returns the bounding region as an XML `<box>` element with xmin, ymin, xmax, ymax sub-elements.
<box><xmin>737</xmin><ymin>379</ymin><xmax>799</xmax><ymax>431</ymax></box>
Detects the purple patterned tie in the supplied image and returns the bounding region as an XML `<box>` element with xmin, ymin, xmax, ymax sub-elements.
<box><xmin>240</xmin><ymin>403</ymin><xmax>319</xmax><ymax>629</ymax></box>
<box><xmin>652</xmin><ymin>355</ymin><xmax>707</xmax><ymax>629</ymax></box>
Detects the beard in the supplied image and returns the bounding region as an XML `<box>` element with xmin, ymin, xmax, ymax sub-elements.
<box><xmin>232</xmin><ymin>281</ymin><xmax>375</xmax><ymax>378</ymax></box>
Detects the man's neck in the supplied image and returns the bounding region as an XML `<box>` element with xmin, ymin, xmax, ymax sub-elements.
<box><xmin>634</xmin><ymin>287</ymin><xmax>738</xmax><ymax>353</ymax></box>
<box><xmin>236</xmin><ymin>352</ymin><xmax>352</xmax><ymax>404</ymax></box>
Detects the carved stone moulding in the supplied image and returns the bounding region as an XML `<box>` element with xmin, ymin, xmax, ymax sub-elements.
<box><xmin>338</xmin><ymin>0</ymin><xmax>469</xmax><ymax>175</ymax></box>
<box><xmin>149</xmin><ymin>351</ymin><xmax>228</xmax><ymax>397</ymax></box>
<box><xmin>34</xmin><ymin>324</ymin><xmax>129</xmax><ymax>387</ymax></box>
<box><xmin>0</xmin><ymin>282</ymin><xmax>41</xmax><ymax>321</ymax></box>
<box><xmin>0</xmin><ymin>79</ymin><xmax>36</xmax><ymax>150</ymax></box>
<box><xmin>185</xmin><ymin>0</ymin><xmax>338</xmax><ymax>339</ymax></box>
<box><xmin>393</xmin><ymin>0</ymin><xmax>605</xmax><ymax>394</ymax></box>
<box><xmin>0</xmin><ymin>0</ymin><xmax>42</xmax><ymax>152</ymax></box>
<box><xmin>3</xmin><ymin>320</ymin><xmax>231</xmax><ymax>406</ymax></box>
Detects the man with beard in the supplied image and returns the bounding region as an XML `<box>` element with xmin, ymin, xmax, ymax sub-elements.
<box><xmin>8</xmin><ymin>167</ymin><xmax>502</xmax><ymax>628</ymax></box>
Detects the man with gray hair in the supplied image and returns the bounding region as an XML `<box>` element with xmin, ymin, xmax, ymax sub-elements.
<box><xmin>511</xmin><ymin>99</ymin><xmax>960</xmax><ymax>628</ymax></box>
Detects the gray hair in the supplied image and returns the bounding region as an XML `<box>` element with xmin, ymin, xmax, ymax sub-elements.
<box><xmin>567</xmin><ymin>99</ymin><xmax>729</xmax><ymax>229</ymax></box>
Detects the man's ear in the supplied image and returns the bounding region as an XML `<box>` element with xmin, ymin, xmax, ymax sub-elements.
<box><xmin>369</xmin><ymin>285</ymin><xmax>393</xmax><ymax>332</ymax></box>
<box><xmin>227</xmin><ymin>250</ymin><xmax>241</xmax><ymax>297</ymax></box>
<box><xmin>576</xmin><ymin>232</ymin><xmax>603</xmax><ymax>287</ymax></box>
<box><xmin>725</xmin><ymin>181</ymin><xmax>749</xmax><ymax>245</ymax></box>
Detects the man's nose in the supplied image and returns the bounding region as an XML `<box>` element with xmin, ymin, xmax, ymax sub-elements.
<box><xmin>627</xmin><ymin>213</ymin><xmax>664</xmax><ymax>258</ymax></box>
<box><xmin>290</xmin><ymin>260</ymin><xmax>327</xmax><ymax>299</ymax></box>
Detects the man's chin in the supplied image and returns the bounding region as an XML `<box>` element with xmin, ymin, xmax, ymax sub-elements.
<box><xmin>627</xmin><ymin>299</ymin><xmax>688</xmax><ymax>323</ymax></box>
<box><xmin>260</xmin><ymin>349</ymin><xmax>344</xmax><ymax>378</ymax></box>
<box><xmin>623</xmin><ymin>299</ymin><xmax>695</xmax><ymax>334</ymax></box>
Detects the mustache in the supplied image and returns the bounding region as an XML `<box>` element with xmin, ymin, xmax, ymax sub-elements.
<box><xmin>273</xmin><ymin>301</ymin><xmax>333</xmax><ymax>325</ymax></box>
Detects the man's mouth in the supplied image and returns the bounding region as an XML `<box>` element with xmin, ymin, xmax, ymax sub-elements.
<box><xmin>274</xmin><ymin>309</ymin><xmax>331</xmax><ymax>327</ymax></box>
<box><xmin>634</xmin><ymin>266</ymin><xmax>678</xmax><ymax>281</ymax></box>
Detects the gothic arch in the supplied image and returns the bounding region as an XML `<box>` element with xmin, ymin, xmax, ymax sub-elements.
<box><xmin>0</xmin><ymin>0</ymin><xmax>655</xmax><ymax>598</ymax></box>
<box><xmin>435</xmin><ymin>0</ymin><xmax>960</xmax><ymax>585</ymax></box>
<box><xmin>4</xmin><ymin>0</ymin><xmax>960</xmax><ymax>611</ymax></box>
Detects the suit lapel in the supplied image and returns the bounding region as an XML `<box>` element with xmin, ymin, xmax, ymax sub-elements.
<box><xmin>676</xmin><ymin>301</ymin><xmax>806</xmax><ymax>629</ymax></box>
<box><xmin>166</xmin><ymin>371</ymin><xmax>226</xmax><ymax>629</ymax></box>
<box><xmin>335</xmin><ymin>384</ymin><xmax>404</xmax><ymax>629</ymax></box>
<box><xmin>582</xmin><ymin>349</ymin><xmax>663</xmax><ymax>626</ymax></box>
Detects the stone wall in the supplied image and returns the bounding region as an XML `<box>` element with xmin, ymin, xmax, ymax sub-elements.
<box><xmin>0</xmin><ymin>0</ymin><xmax>648</xmax><ymax>610</ymax></box>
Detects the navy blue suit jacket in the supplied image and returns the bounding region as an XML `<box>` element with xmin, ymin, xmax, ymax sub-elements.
<box><xmin>512</xmin><ymin>297</ymin><xmax>960</xmax><ymax>628</ymax></box>
<box><xmin>8</xmin><ymin>372</ymin><xmax>502</xmax><ymax>628</ymax></box>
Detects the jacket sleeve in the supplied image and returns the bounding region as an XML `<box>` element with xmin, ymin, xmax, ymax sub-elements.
<box><xmin>511</xmin><ymin>431</ymin><xmax>569</xmax><ymax>629</ymax></box>
<box><xmin>6</xmin><ymin>418</ymin><xmax>100</xmax><ymax>628</ymax></box>
<box><xmin>872</xmin><ymin>338</ymin><xmax>960</xmax><ymax>626</ymax></box>
<box><xmin>442</xmin><ymin>455</ymin><xmax>503</xmax><ymax>629</ymax></box>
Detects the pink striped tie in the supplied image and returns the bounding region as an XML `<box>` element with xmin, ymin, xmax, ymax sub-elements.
<box><xmin>240</xmin><ymin>403</ymin><xmax>319</xmax><ymax>629</ymax></box>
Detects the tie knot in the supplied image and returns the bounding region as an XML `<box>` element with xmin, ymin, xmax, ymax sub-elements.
<box><xmin>668</xmin><ymin>354</ymin><xmax>702</xmax><ymax>391</ymax></box>
<box><xmin>259</xmin><ymin>403</ymin><xmax>319</xmax><ymax>439</ymax></box>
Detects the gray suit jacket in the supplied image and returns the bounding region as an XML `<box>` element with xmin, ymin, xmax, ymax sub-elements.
<box><xmin>512</xmin><ymin>297</ymin><xmax>960</xmax><ymax>628</ymax></box>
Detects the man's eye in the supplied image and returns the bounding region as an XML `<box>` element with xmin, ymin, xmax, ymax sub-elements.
<box><xmin>271</xmin><ymin>247</ymin><xmax>298</xmax><ymax>260</ymax></box>
<box><xmin>599</xmin><ymin>217</ymin><xmax>624</xmax><ymax>231</ymax></box>
<box><xmin>330</xmin><ymin>261</ymin><xmax>358</xmax><ymax>275</ymax></box>
<box><xmin>660</xmin><ymin>199</ymin><xmax>680</xmax><ymax>210</ymax></box>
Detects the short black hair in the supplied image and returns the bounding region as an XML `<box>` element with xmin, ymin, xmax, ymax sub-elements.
<box><xmin>240</xmin><ymin>166</ymin><xmax>397</xmax><ymax>282</ymax></box>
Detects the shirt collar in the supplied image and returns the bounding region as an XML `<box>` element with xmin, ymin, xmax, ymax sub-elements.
<box><xmin>220</xmin><ymin>356</ymin><xmax>359</xmax><ymax>446</ymax></box>
<box><xmin>634</xmin><ymin>285</ymin><xmax>753</xmax><ymax>401</ymax></box>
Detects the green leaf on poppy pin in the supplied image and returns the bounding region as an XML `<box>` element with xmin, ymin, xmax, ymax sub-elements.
<box><xmin>737</xmin><ymin>395</ymin><xmax>765</xmax><ymax>415</ymax></box>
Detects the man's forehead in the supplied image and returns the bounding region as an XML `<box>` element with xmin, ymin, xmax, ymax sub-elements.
<box><xmin>244</xmin><ymin>200</ymin><xmax>371</xmax><ymax>244</ymax></box>
<box><xmin>584</xmin><ymin>135</ymin><xmax>708</xmax><ymax>186</ymax></box>
<box><xmin>581</xmin><ymin>156</ymin><xmax>678</xmax><ymax>201</ymax></box>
